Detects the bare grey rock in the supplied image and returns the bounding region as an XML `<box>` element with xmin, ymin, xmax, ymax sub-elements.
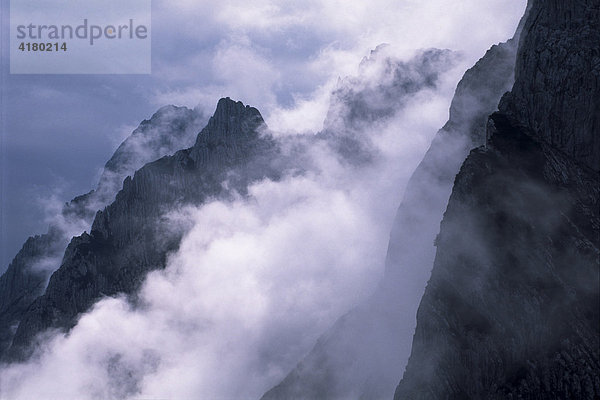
<box><xmin>0</xmin><ymin>228</ymin><xmax>63</xmax><ymax>356</ymax></box>
<box><xmin>98</xmin><ymin>104</ymin><xmax>206</xmax><ymax>203</ymax></box>
<box><xmin>0</xmin><ymin>105</ymin><xmax>205</xmax><ymax>361</ymax></box>
<box><xmin>395</xmin><ymin>0</ymin><xmax>600</xmax><ymax>398</ymax></box>
<box><xmin>499</xmin><ymin>0</ymin><xmax>600</xmax><ymax>172</ymax></box>
<box><xmin>7</xmin><ymin>98</ymin><xmax>278</xmax><ymax>361</ymax></box>
<box><xmin>395</xmin><ymin>121</ymin><xmax>599</xmax><ymax>400</ymax></box>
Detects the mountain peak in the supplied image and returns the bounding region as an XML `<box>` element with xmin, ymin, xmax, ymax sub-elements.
<box><xmin>215</xmin><ymin>96</ymin><xmax>247</xmax><ymax>113</ymax></box>
<box><xmin>99</xmin><ymin>104</ymin><xmax>204</xmax><ymax>196</ymax></box>
<box><xmin>150</xmin><ymin>104</ymin><xmax>188</xmax><ymax>121</ymax></box>
<box><xmin>213</xmin><ymin>97</ymin><xmax>263</xmax><ymax>126</ymax></box>
<box><xmin>195</xmin><ymin>98</ymin><xmax>265</xmax><ymax>145</ymax></box>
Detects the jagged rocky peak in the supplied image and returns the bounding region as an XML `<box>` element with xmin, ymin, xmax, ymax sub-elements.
<box><xmin>0</xmin><ymin>102</ymin><xmax>209</xmax><ymax>362</ymax></box>
<box><xmin>105</xmin><ymin>105</ymin><xmax>201</xmax><ymax>172</ymax></box>
<box><xmin>99</xmin><ymin>103</ymin><xmax>205</xmax><ymax>198</ymax></box>
<box><xmin>188</xmin><ymin>97</ymin><xmax>269</xmax><ymax>168</ymax></box>
<box><xmin>196</xmin><ymin>97</ymin><xmax>264</xmax><ymax>141</ymax></box>
<box><xmin>318</xmin><ymin>46</ymin><xmax>460</xmax><ymax>165</ymax></box>
<box><xmin>59</xmin><ymin>103</ymin><xmax>206</xmax><ymax>221</ymax></box>
<box><xmin>7</xmin><ymin>97</ymin><xmax>280</xmax><ymax>361</ymax></box>
<box><xmin>323</xmin><ymin>46</ymin><xmax>457</xmax><ymax>135</ymax></box>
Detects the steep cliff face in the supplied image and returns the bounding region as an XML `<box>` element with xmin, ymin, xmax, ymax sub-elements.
<box><xmin>0</xmin><ymin>106</ymin><xmax>218</xmax><ymax>356</ymax></box>
<box><xmin>499</xmin><ymin>0</ymin><xmax>600</xmax><ymax>172</ymax></box>
<box><xmin>395</xmin><ymin>0</ymin><xmax>599</xmax><ymax>398</ymax></box>
<box><xmin>98</xmin><ymin>105</ymin><xmax>206</xmax><ymax>202</ymax></box>
<box><xmin>0</xmin><ymin>106</ymin><xmax>204</xmax><ymax>360</ymax></box>
<box><xmin>0</xmin><ymin>229</ymin><xmax>64</xmax><ymax>356</ymax></box>
<box><xmin>261</xmin><ymin>33</ymin><xmax>520</xmax><ymax>400</ymax></box>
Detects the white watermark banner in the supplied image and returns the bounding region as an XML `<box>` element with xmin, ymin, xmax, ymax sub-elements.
<box><xmin>10</xmin><ymin>0</ymin><xmax>151</xmax><ymax>74</ymax></box>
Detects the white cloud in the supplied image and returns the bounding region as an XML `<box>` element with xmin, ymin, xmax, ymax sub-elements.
<box><xmin>149</xmin><ymin>0</ymin><xmax>526</xmax><ymax>128</ymax></box>
<box><xmin>0</xmin><ymin>44</ymin><xmax>465</xmax><ymax>398</ymax></box>
<box><xmin>1</xmin><ymin>1</ymin><xmax>527</xmax><ymax>399</ymax></box>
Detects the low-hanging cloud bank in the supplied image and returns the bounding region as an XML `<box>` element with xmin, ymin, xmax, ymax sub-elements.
<box><xmin>0</xmin><ymin>2</ymin><xmax>527</xmax><ymax>399</ymax></box>
<box><xmin>151</xmin><ymin>0</ymin><xmax>528</xmax><ymax>133</ymax></box>
<box><xmin>1</xmin><ymin>47</ymin><xmax>465</xmax><ymax>399</ymax></box>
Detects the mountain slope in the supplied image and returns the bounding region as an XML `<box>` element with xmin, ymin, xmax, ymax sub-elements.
<box><xmin>395</xmin><ymin>0</ymin><xmax>599</xmax><ymax>398</ymax></box>
<box><xmin>0</xmin><ymin>105</ymin><xmax>204</xmax><ymax>359</ymax></box>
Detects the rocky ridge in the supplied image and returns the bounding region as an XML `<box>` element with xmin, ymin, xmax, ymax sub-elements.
<box><xmin>0</xmin><ymin>105</ymin><xmax>205</xmax><ymax>360</ymax></box>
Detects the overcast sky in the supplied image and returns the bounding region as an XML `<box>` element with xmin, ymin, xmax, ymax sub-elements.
<box><xmin>1</xmin><ymin>0</ymin><xmax>526</xmax><ymax>270</ymax></box>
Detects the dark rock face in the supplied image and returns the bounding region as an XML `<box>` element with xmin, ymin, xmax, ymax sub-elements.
<box><xmin>0</xmin><ymin>229</ymin><xmax>64</xmax><ymax>356</ymax></box>
<box><xmin>0</xmin><ymin>105</ymin><xmax>204</xmax><ymax>361</ymax></box>
<box><xmin>261</xmin><ymin>34</ymin><xmax>520</xmax><ymax>400</ymax></box>
<box><xmin>499</xmin><ymin>0</ymin><xmax>600</xmax><ymax>172</ymax></box>
<box><xmin>395</xmin><ymin>124</ymin><xmax>599</xmax><ymax>400</ymax></box>
<box><xmin>1</xmin><ymin>106</ymin><xmax>237</xmax><ymax>357</ymax></box>
<box><xmin>98</xmin><ymin>105</ymin><xmax>205</xmax><ymax>201</ymax></box>
<box><xmin>395</xmin><ymin>0</ymin><xmax>599</xmax><ymax>398</ymax></box>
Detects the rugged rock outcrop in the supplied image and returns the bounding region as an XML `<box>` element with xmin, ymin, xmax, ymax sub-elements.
<box><xmin>0</xmin><ymin>228</ymin><xmax>64</xmax><ymax>357</ymax></box>
<box><xmin>0</xmin><ymin>105</ymin><xmax>205</xmax><ymax>360</ymax></box>
<box><xmin>322</xmin><ymin>47</ymin><xmax>456</xmax><ymax>163</ymax></box>
<box><xmin>395</xmin><ymin>0</ymin><xmax>599</xmax><ymax>398</ymax></box>
<box><xmin>98</xmin><ymin>104</ymin><xmax>206</xmax><ymax>201</ymax></box>
<box><xmin>323</xmin><ymin>46</ymin><xmax>456</xmax><ymax>134</ymax></box>
<box><xmin>261</xmin><ymin>28</ymin><xmax>521</xmax><ymax>400</ymax></box>
<box><xmin>499</xmin><ymin>0</ymin><xmax>600</xmax><ymax>172</ymax></box>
